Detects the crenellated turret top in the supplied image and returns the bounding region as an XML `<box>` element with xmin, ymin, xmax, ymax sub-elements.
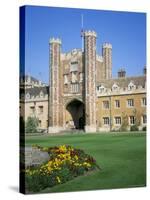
<box><xmin>102</xmin><ymin>43</ymin><xmax>112</xmax><ymax>49</ymax></box>
<box><xmin>49</xmin><ymin>38</ymin><xmax>62</xmax><ymax>45</ymax></box>
<box><xmin>84</xmin><ymin>30</ymin><xmax>97</xmax><ymax>37</ymax></box>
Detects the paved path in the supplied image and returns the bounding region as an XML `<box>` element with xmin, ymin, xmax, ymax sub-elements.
<box><xmin>20</xmin><ymin>146</ymin><xmax>49</xmax><ymax>167</ymax></box>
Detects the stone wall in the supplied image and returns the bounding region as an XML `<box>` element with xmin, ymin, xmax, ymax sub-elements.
<box><xmin>96</xmin><ymin>93</ymin><xmax>146</xmax><ymax>131</ymax></box>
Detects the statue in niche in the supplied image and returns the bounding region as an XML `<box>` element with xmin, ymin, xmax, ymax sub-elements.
<box><xmin>71</xmin><ymin>72</ymin><xmax>77</xmax><ymax>83</ymax></box>
<box><xmin>64</xmin><ymin>75</ymin><xmax>68</xmax><ymax>84</ymax></box>
<box><xmin>79</xmin><ymin>73</ymin><xmax>83</xmax><ymax>82</ymax></box>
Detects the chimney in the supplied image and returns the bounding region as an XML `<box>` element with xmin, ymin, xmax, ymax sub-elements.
<box><xmin>118</xmin><ymin>68</ymin><xmax>126</xmax><ymax>78</ymax></box>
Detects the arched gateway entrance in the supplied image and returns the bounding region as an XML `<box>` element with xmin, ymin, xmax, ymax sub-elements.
<box><xmin>66</xmin><ymin>99</ymin><xmax>85</xmax><ymax>130</ymax></box>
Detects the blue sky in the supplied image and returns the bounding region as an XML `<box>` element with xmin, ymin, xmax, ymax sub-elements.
<box><xmin>21</xmin><ymin>6</ymin><xmax>146</xmax><ymax>84</ymax></box>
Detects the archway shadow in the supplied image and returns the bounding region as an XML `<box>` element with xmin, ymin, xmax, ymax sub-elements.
<box><xmin>66</xmin><ymin>99</ymin><xmax>85</xmax><ymax>130</ymax></box>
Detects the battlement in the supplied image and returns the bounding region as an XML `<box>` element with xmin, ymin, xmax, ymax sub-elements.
<box><xmin>84</xmin><ymin>30</ymin><xmax>97</xmax><ymax>37</ymax></box>
<box><xmin>96</xmin><ymin>55</ymin><xmax>103</xmax><ymax>62</ymax></box>
<box><xmin>102</xmin><ymin>43</ymin><xmax>112</xmax><ymax>49</ymax></box>
<box><xmin>49</xmin><ymin>38</ymin><xmax>62</xmax><ymax>44</ymax></box>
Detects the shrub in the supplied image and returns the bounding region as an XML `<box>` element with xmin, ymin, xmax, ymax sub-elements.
<box><xmin>25</xmin><ymin>173</ymin><xmax>55</xmax><ymax>192</ymax></box>
<box><xmin>130</xmin><ymin>125</ymin><xmax>139</xmax><ymax>131</ymax></box>
<box><xmin>25</xmin><ymin>116</ymin><xmax>39</xmax><ymax>133</ymax></box>
<box><xmin>25</xmin><ymin>145</ymin><xmax>100</xmax><ymax>192</ymax></box>
<box><xmin>142</xmin><ymin>126</ymin><xmax>146</xmax><ymax>131</ymax></box>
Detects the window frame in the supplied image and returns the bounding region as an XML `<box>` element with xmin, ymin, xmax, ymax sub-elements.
<box><xmin>38</xmin><ymin>120</ymin><xmax>42</xmax><ymax>127</ymax></box>
<box><xmin>127</xmin><ymin>99</ymin><xmax>134</xmax><ymax>107</ymax></box>
<box><xmin>142</xmin><ymin>115</ymin><xmax>147</xmax><ymax>124</ymax></box>
<box><xmin>141</xmin><ymin>97</ymin><xmax>146</xmax><ymax>107</ymax></box>
<box><xmin>115</xmin><ymin>100</ymin><xmax>120</xmax><ymax>108</ymax></box>
<box><xmin>30</xmin><ymin>106</ymin><xmax>35</xmax><ymax>114</ymax></box>
<box><xmin>102</xmin><ymin>100</ymin><xmax>110</xmax><ymax>109</ymax></box>
<box><xmin>114</xmin><ymin>116</ymin><xmax>121</xmax><ymax>125</ymax></box>
<box><xmin>129</xmin><ymin>116</ymin><xmax>135</xmax><ymax>125</ymax></box>
<box><xmin>38</xmin><ymin>105</ymin><xmax>44</xmax><ymax>114</ymax></box>
<box><xmin>103</xmin><ymin>117</ymin><xmax>110</xmax><ymax>125</ymax></box>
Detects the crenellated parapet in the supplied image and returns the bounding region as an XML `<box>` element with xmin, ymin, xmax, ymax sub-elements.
<box><xmin>49</xmin><ymin>38</ymin><xmax>62</xmax><ymax>45</ymax></box>
<box><xmin>102</xmin><ymin>42</ymin><xmax>112</xmax><ymax>49</ymax></box>
<box><xmin>102</xmin><ymin>42</ymin><xmax>112</xmax><ymax>79</ymax></box>
<box><xmin>84</xmin><ymin>30</ymin><xmax>97</xmax><ymax>37</ymax></box>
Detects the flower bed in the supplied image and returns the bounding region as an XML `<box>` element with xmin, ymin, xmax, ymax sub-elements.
<box><xmin>25</xmin><ymin>145</ymin><xmax>100</xmax><ymax>192</ymax></box>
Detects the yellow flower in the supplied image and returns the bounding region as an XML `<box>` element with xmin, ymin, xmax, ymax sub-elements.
<box><xmin>56</xmin><ymin>176</ymin><xmax>61</xmax><ymax>183</ymax></box>
<box><xmin>74</xmin><ymin>155</ymin><xmax>78</xmax><ymax>160</ymax></box>
<box><xmin>83</xmin><ymin>161</ymin><xmax>91</xmax><ymax>167</ymax></box>
<box><xmin>43</xmin><ymin>147</ymin><xmax>48</xmax><ymax>151</ymax></box>
<box><xmin>48</xmin><ymin>166</ymin><xmax>52</xmax><ymax>171</ymax></box>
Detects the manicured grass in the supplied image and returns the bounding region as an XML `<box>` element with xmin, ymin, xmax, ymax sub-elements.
<box><xmin>25</xmin><ymin>132</ymin><xmax>146</xmax><ymax>193</ymax></box>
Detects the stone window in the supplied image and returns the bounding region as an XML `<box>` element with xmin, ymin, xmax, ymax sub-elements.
<box><xmin>141</xmin><ymin>97</ymin><xmax>146</xmax><ymax>106</ymax></box>
<box><xmin>38</xmin><ymin>106</ymin><xmax>43</xmax><ymax>114</ymax></box>
<box><xmin>115</xmin><ymin>100</ymin><xmax>120</xmax><ymax>108</ymax></box>
<box><xmin>114</xmin><ymin>117</ymin><xmax>121</xmax><ymax>125</ymax></box>
<box><xmin>103</xmin><ymin>117</ymin><xmax>110</xmax><ymax>125</ymax></box>
<box><xmin>70</xmin><ymin>61</ymin><xmax>78</xmax><ymax>72</ymax></box>
<box><xmin>26</xmin><ymin>93</ymin><xmax>30</xmax><ymax>99</ymax></box>
<box><xmin>71</xmin><ymin>61</ymin><xmax>78</xmax><ymax>65</ymax></box>
<box><xmin>128</xmin><ymin>81</ymin><xmax>136</xmax><ymax>90</ymax></box>
<box><xmin>112</xmin><ymin>83</ymin><xmax>119</xmax><ymax>91</ymax></box>
<box><xmin>129</xmin><ymin>116</ymin><xmax>135</xmax><ymax>125</ymax></box>
<box><xmin>70</xmin><ymin>83</ymin><xmax>79</xmax><ymax>93</ymax></box>
<box><xmin>99</xmin><ymin>87</ymin><xmax>104</xmax><ymax>93</ymax></box>
<box><xmin>142</xmin><ymin>115</ymin><xmax>146</xmax><ymax>124</ymax></box>
<box><xmin>98</xmin><ymin>85</ymin><xmax>105</xmax><ymax>93</ymax></box>
<box><xmin>127</xmin><ymin>99</ymin><xmax>134</xmax><ymax>107</ymax></box>
<box><xmin>103</xmin><ymin>101</ymin><xmax>109</xmax><ymax>109</ymax></box>
<box><xmin>40</xmin><ymin>91</ymin><xmax>44</xmax><ymax>98</ymax></box>
<box><xmin>38</xmin><ymin>120</ymin><xmax>41</xmax><ymax>127</ymax></box>
<box><xmin>30</xmin><ymin>106</ymin><xmax>35</xmax><ymax>114</ymax></box>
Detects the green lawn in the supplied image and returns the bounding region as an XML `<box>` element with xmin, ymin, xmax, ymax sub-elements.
<box><xmin>25</xmin><ymin>132</ymin><xmax>146</xmax><ymax>193</ymax></box>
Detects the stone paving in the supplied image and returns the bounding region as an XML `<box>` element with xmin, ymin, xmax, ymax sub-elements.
<box><xmin>20</xmin><ymin>146</ymin><xmax>49</xmax><ymax>167</ymax></box>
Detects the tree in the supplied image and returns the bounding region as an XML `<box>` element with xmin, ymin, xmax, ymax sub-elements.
<box><xmin>133</xmin><ymin>109</ymin><xmax>140</xmax><ymax>127</ymax></box>
<box><xmin>25</xmin><ymin>116</ymin><xmax>39</xmax><ymax>133</ymax></box>
<box><xmin>130</xmin><ymin>109</ymin><xmax>140</xmax><ymax>131</ymax></box>
<box><xmin>120</xmin><ymin>112</ymin><xmax>128</xmax><ymax>131</ymax></box>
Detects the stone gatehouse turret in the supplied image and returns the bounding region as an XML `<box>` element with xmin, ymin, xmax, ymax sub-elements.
<box><xmin>48</xmin><ymin>30</ymin><xmax>100</xmax><ymax>133</ymax></box>
<box><xmin>84</xmin><ymin>30</ymin><xmax>97</xmax><ymax>132</ymax></box>
<box><xmin>48</xmin><ymin>38</ymin><xmax>62</xmax><ymax>133</ymax></box>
